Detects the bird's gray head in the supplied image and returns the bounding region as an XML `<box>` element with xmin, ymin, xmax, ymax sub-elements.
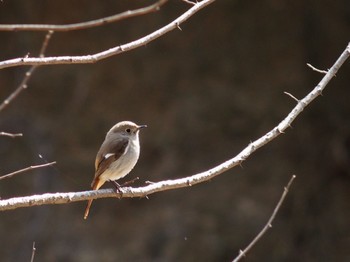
<box><xmin>107</xmin><ymin>121</ymin><xmax>147</xmax><ymax>139</ymax></box>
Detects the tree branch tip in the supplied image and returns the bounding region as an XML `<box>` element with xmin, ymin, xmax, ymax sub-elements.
<box><xmin>38</xmin><ymin>161</ymin><xmax>57</xmax><ymax>166</ymax></box>
<box><xmin>283</xmin><ymin>91</ymin><xmax>299</xmax><ymax>102</ymax></box>
<box><xmin>183</xmin><ymin>0</ymin><xmax>196</xmax><ymax>5</ymax></box>
<box><xmin>346</xmin><ymin>42</ymin><xmax>350</xmax><ymax>52</ymax></box>
<box><xmin>176</xmin><ymin>22</ymin><xmax>182</xmax><ymax>31</ymax></box>
<box><xmin>286</xmin><ymin>175</ymin><xmax>296</xmax><ymax>188</ymax></box>
<box><xmin>30</xmin><ymin>241</ymin><xmax>36</xmax><ymax>262</ymax></box>
<box><xmin>0</xmin><ymin>161</ymin><xmax>58</xmax><ymax>181</ymax></box>
<box><xmin>29</xmin><ymin>161</ymin><xmax>56</xmax><ymax>169</ymax></box>
<box><xmin>0</xmin><ymin>132</ymin><xmax>23</xmax><ymax>138</ymax></box>
<box><xmin>306</xmin><ymin>63</ymin><xmax>328</xmax><ymax>74</ymax></box>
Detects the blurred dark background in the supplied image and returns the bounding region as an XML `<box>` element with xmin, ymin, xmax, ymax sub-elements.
<box><xmin>0</xmin><ymin>0</ymin><xmax>349</xmax><ymax>261</ymax></box>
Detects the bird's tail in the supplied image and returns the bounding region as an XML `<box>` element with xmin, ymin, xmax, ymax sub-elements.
<box><xmin>84</xmin><ymin>178</ymin><xmax>104</xmax><ymax>219</ymax></box>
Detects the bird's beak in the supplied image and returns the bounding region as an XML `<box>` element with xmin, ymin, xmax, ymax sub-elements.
<box><xmin>137</xmin><ymin>125</ymin><xmax>147</xmax><ymax>130</ymax></box>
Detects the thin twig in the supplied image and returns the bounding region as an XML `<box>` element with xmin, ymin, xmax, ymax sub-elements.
<box><xmin>306</xmin><ymin>63</ymin><xmax>328</xmax><ymax>74</ymax></box>
<box><xmin>0</xmin><ymin>161</ymin><xmax>56</xmax><ymax>181</ymax></box>
<box><xmin>183</xmin><ymin>0</ymin><xmax>196</xmax><ymax>5</ymax></box>
<box><xmin>0</xmin><ymin>31</ymin><xmax>54</xmax><ymax>112</ymax></box>
<box><xmin>0</xmin><ymin>132</ymin><xmax>23</xmax><ymax>138</ymax></box>
<box><xmin>38</xmin><ymin>31</ymin><xmax>54</xmax><ymax>57</ymax></box>
<box><xmin>0</xmin><ymin>0</ymin><xmax>216</xmax><ymax>70</ymax></box>
<box><xmin>232</xmin><ymin>175</ymin><xmax>296</xmax><ymax>262</ymax></box>
<box><xmin>0</xmin><ymin>0</ymin><xmax>168</xmax><ymax>32</ymax></box>
<box><xmin>284</xmin><ymin>91</ymin><xmax>299</xmax><ymax>103</ymax></box>
<box><xmin>30</xmin><ymin>242</ymin><xmax>36</xmax><ymax>262</ymax></box>
<box><xmin>0</xmin><ymin>42</ymin><xmax>348</xmax><ymax>211</ymax></box>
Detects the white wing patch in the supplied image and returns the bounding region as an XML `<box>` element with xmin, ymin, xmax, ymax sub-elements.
<box><xmin>104</xmin><ymin>153</ymin><xmax>115</xmax><ymax>159</ymax></box>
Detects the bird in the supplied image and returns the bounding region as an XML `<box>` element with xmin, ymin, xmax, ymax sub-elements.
<box><xmin>84</xmin><ymin>121</ymin><xmax>146</xmax><ymax>219</ymax></box>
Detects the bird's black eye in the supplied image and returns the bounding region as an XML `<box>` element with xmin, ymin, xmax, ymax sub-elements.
<box><xmin>126</xmin><ymin>128</ymin><xmax>131</xmax><ymax>133</ymax></box>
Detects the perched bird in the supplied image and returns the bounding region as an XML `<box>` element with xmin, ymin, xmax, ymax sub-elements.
<box><xmin>84</xmin><ymin>121</ymin><xmax>146</xmax><ymax>219</ymax></box>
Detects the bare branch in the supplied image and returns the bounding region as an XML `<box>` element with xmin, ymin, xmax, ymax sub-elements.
<box><xmin>0</xmin><ymin>132</ymin><xmax>23</xmax><ymax>138</ymax></box>
<box><xmin>38</xmin><ymin>31</ymin><xmax>54</xmax><ymax>57</ymax></box>
<box><xmin>30</xmin><ymin>242</ymin><xmax>36</xmax><ymax>262</ymax></box>
<box><xmin>182</xmin><ymin>0</ymin><xmax>197</xmax><ymax>5</ymax></box>
<box><xmin>283</xmin><ymin>91</ymin><xmax>299</xmax><ymax>102</ymax></box>
<box><xmin>232</xmin><ymin>175</ymin><xmax>296</xmax><ymax>262</ymax></box>
<box><xmin>0</xmin><ymin>162</ymin><xmax>56</xmax><ymax>181</ymax></box>
<box><xmin>0</xmin><ymin>0</ymin><xmax>216</xmax><ymax>70</ymax></box>
<box><xmin>0</xmin><ymin>43</ymin><xmax>348</xmax><ymax>212</ymax></box>
<box><xmin>306</xmin><ymin>63</ymin><xmax>328</xmax><ymax>74</ymax></box>
<box><xmin>0</xmin><ymin>0</ymin><xmax>168</xmax><ymax>32</ymax></box>
<box><xmin>0</xmin><ymin>31</ymin><xmax>54</xmax><ymax>112</ymax></box>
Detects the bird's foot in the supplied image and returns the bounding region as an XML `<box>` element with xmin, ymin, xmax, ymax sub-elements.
<box><xmin>110</xmin><ymin>180</ymin><xmax>123</xmax><ymax>199</ymax></box>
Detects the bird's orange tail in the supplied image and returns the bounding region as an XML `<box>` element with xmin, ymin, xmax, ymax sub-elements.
<box><xmin>83</xmin><ymin>178</ymin><xmax>105</xmax><ymax>219</ymax></box>
<box><xmin>84</xmin><ymin>200</ymin><xmax>93</xmax><ymax>220</ymax></box>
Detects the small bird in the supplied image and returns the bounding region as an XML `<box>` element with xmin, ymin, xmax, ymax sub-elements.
<box><xmin>84</xmin><ymin>121</ymin><xmax>146</xmax><ymax>219</ymax></box>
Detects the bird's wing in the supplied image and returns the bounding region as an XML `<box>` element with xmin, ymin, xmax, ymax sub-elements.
<box><xmin>92</xmin><ymin>137</ymin><xmax>129</xmax><ymax>186</ymax></box>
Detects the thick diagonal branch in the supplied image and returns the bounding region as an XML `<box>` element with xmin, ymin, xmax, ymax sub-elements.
<box><xmin>0</xmin><ymin>43</ymin><xmax>348</xmax><ymax>212</ymax></box>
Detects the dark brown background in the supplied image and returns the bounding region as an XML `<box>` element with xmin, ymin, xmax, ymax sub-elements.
<box><xmin>0</xmin><ymin>0</ymin><xmax>349</xmax><ymax>261</ymax></box>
